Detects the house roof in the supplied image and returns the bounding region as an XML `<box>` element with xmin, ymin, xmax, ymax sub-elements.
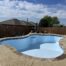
<box><xmin>0</xmin><ymin>19</ymin><xmax>36</xmax><ymax>26</ymax></box>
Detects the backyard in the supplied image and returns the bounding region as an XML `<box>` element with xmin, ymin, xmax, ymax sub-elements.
<box><xmin>0</xmin><ymin>35</ymin><xmax>66</xmax><ymax>66</ymax></box>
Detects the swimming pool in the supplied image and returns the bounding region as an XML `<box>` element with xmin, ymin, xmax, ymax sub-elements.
<box><xmin>0</xmin><ymin>33</ymin><xmax>64</xmax><ymax>59</ymax></box>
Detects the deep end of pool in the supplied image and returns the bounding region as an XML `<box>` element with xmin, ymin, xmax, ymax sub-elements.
<box><xmin>0</xmin><ymin>33</ymin><xmax>64</xmax><ymax>59</ymax></box>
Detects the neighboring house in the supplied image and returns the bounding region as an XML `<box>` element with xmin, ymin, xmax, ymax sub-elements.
<box><xmin>0</xmin><ymin>19</ymin><xmax>36</xmax><ymax>27</ymax></box>
<box><xmin>0</xmin><ymin>19</ymin><xmax>38</xmax><ymax>37</ymax></box>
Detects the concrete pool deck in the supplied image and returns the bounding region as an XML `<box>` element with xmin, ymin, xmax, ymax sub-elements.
<box><xmin>0</xmin><ymin>35</ymin><xmax>66</xmax><ymax>66</ymax></box>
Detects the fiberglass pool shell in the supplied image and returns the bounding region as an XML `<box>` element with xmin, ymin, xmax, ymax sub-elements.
<box><xmin>0</xmin><ymin>33</ymin><xmax>64</xmax><ymax>59</ymax></box>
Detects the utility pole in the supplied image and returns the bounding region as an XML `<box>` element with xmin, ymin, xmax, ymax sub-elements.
<box><xmin>27</xmin><ymin>18</ymin><xmax>28</xmax><ymax>23</ymax></box>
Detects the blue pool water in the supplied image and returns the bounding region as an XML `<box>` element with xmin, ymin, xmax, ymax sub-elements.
<box><xmin>0</xmin><ymin>34</ymin><xmax>64</xmax><ymax>59</ymax></box>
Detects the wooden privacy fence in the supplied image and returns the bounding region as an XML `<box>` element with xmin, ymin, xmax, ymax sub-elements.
<box><xmin>0</xmin><ymin>24</ymin><xmax>66</xmax><ymax>38</ymax></box>
<box><xmin>0</xmin><ymin>24</ymin><xmax>33</xmax><ymax>37</ymax></box>
<box><xmin>38</xmin><ymin>27</ymin><xmax>66</xmax><ymax>35</ymax></box>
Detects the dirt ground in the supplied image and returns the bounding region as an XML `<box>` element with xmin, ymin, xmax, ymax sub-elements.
<box><xmin>0</xmin><ymin>35</ymin><xmax>66</xmax><ymax>66</ymax></box>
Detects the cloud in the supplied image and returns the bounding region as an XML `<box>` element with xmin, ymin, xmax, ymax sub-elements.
<box><xmin>0</xmin><ymin>0</ymin><xmax>66</xmax><ymax>22</ymax></box>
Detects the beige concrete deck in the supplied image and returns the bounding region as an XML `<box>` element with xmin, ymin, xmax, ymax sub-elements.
<box><xmin>0</xmin><ymin>35</ymin><xmax>66</xmax><ymax>66</ymax></box>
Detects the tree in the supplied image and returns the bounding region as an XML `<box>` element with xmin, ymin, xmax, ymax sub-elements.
<box><xmin>39</xmin><ymin>18</ymin><xmax>49</xmax><ymax>27</ymax></box>
<box><xmin>60</xmin><ymin>25</ymin><xmax>64</xmax><ymax>27</ymax></box>
<box><xmin>52</xmin><ymin>17</ymin><xmax>60</xmax><ymax>24</ymax></box>
<box><xmin>39</xmin><ymin>16</ymin><xmax>60</xmax><ymax>27</ymax></box>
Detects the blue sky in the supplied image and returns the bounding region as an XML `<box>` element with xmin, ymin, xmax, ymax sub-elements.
<box><xmin>0</xmin><ymin>0</ymin><xmax>66</xmax><ymax>25</ymax></box>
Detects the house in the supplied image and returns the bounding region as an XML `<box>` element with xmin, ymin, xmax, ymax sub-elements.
<box><xmin>0</xmin><ymin>19</ymin><xmax>37</xmax><ymax>37</ymax></box>
<box><xmin>0</xmin><ymin>19</ymin><xmax>36</xmax><ymax>27</ymax></box>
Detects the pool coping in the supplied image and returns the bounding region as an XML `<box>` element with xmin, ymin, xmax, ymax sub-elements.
<box><xmin>0</xmin><ymin>33</ymin><xmax>63</xmax><ymax>41</ymax></box>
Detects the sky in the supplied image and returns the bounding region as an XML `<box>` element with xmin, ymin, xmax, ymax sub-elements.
<box><xmin>0</xmin><ymin>0</ymin><xmax>66</xmax><ymax>25</ymax></box>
